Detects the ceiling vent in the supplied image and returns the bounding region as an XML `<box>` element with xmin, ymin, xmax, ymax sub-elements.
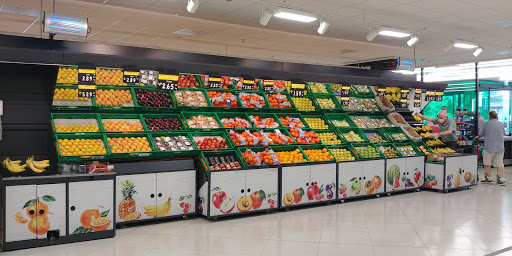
<box><xmin>0</xmin><ymin>5</ymin><xmax>41</xmax><ymax>17</ymax></box>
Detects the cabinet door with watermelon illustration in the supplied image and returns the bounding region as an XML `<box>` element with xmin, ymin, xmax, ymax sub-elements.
<box><xmin>362</xmin><ymin>159</ymin><xmax>385</xmax><ymax>195</ymax></box>
<box><xmin>245</xmin><ymin>167</ymin><xmax>278</xmax><ymax>211</ymax></box>
<box><xmin>116</xmin><ymin>174</ymin><xmax>156</xmax><ymax>223</ymax></box>
<box><xmin>281</xmin><ymin>165</ymin><xmax>310</xmax><ymax>207</ymax></box>
<box><xmin>406</xmin><ymin>156</ymin><xmax>425</xmax><ymax>189</ymax></box>
<box><xmin>209</xmin><ymin>170</ymin><xmax>246</xmax><ymax>216</ymax></box>
<box><xmin>5</xmin><ymin>185</ymin><xmax>37</xmax><ymax>242</ymax></box>
<box><xmin>385</xmin><ymin>158</ymin><xmax>407</xmax><ymax>192</ymax></box>
<box><xmin>338</xmin><ymin>161</ymin><xmax>363</xmax><ymax>199</ymax></box>
<box><xmin>310</xmin><ymin>163</ymin><xmax>336</xmax><ymax>202</ymax></box>
<box><xmin>69</xmin><ymin>180</ymin><xmax>114</xmax><ymax>235</ymax></box>
<box><xmin>156</xmin><ymin>170</ymin><xmax>196</xmax><ymax>217</ymax></box>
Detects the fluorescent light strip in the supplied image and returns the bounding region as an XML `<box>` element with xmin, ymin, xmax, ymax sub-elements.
<box><xmin>378</xmin><ymin>30</ymin><xmax>410</xmax><ymax>38</ymax></box>
<box><xmin>273</xmin><ymin>9</ymin><xmax>317</xmax><ymax>22</ymax></box>
<box><xmin>453</xmin><ymin>43</ymin><xmax>478</xmax><ymax>49</ymax></box>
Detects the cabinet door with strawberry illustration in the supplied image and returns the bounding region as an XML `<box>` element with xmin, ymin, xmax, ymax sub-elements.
<box><xmin>361</xmin><ymin>160</ymin><xmax>385</xmax><ymax>195</ymax></box>
<box><xmin>245</xmin><ymin>167</ymin><xmax>278</xmax><ymax>211</ymax></box>
<box><xmin>310</xmin><ymin>163</ymin><xmax>336</xmax><ymax>202</ymax></box>
<box><xmin>405</xmin><ymin>156</ymin><xmax>425</xmax><ymax>189</ymax></box>
<box><xmin>156</xmin><ymin>170</ymin><xmax>196</xmax><ymax>217</ymax></box>
<box><xmin>209</xmin><ymin>171</ymin><xmax>246</xmax><ymax>216</ymax></box>
<box><xmin>68</xmin><ymin>180</ymin><xmax>114</xmax><ymax>235</ymax></box>
<box><xmin>281</xmin><ymin>165</ymin><xmax>310</xmax><ymax>207</ymax></box>
<box><xmin>338</xmin><ymin>161</ymin><xmax>363</xmax><ymax>199</ymax></box>
<box><xmin>116</xmin><ymin>174</ymin><xmax>156</xmax><ymax>223</ymax></box>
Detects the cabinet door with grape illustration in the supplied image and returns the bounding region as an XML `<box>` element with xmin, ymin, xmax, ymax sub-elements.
<box><xmin>116</xmin><ymin>174</ymin><xmax>156</xmax><ymax>223</ymax></box>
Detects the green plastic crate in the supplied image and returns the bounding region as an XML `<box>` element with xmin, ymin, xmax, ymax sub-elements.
<box><xmin>382</xmin><ymin>127</ymin><xmax>410</xmax><ymax>143</ymax></box>
<box><xmin>313</xmin><ymin>94</ymin><xmax>342</xmax><ymax>112</ymax></box>
<box><xmin>178</xmin><ymin>73</ymin><xmax>207</xmax><ymax>88</ymax></box>
<box><xmin>362</xmin><ymin>129</ymin><xmax>391</xmax><ymax>144</ymax></box>
<box><xmin>199</xmin><ymin>150</ymin><xmax>245</xmax><ymax>174</ymax></box>
<box><xmin>306</xmin><ymin>82</ymin><xmax>334</xmax><ymax>95</ymax></box>
<box><xmin>325</xmin><ymin>113</ymin><xmax>357</xmax><ymax>128</ymax></box>
<box><xmin>233</xmin><ymin>78</ymin><xmax>260</xmax><ymax>91</ymax></box>
<box><xmin>181</xmin><ymin>112</ymin><xmax>223</xmax><ymax>131</ymax></box>
<box><xmin>133</xmin><ymin>87</ymin><xmax>175</xmax><ymax>112</ymax></box>
<box><xmin>149</xmin><ymin>132</ymin><xmax>198</xmax><ymax>157</ymax></box>
<box><xmin>95</xmin><ymin>86</ymin><xmax>139</xmax><ymax>112</ymax></box>
<box><xmin>414</xmin><ymin>141</ymin><xmax>433</xmax><ymax>154</ymax></box>
<box><xmin>286</xmin><ymin>128</ymin><xmax>321</xmax><ymax>145</ymax></box>
<box><xmin>349</xmin><ymin>115</ymin><xmax>380</xmax><ymax>129</ymax></box>
<box><xmin>216</xmin><ymin>112</ymin><xmax>255</xmax><ymax>129</ymax></box>
<box><xmin>51</xmin><ymin>113</ymin><xmax>103</xmax><ymax>134</ymax></box>
<box><xmin>52</xmin><ymin>85</ymin><xmax>96</xmax><ymax>111</ymax></box>
<box><xmin>291</xmin><ymin>95</ymin><xmax>320</xmax><ymax>113</ymax></box>
<box><xmin>204</xmin><ymin>77</ymin><xmax>232</xmax><ymax>90</ymax></box>
<box><xmin>302</xmin><ymin>115</ymin><xmax>332</xmax><ymax>130</ymax></box>
<box><xmin>350</xmin><ymin>143</ymin><xmax>385</xmax><ymax>159</ymax></box>
<box><xmin>55</xmin><ymin>134</ymin><xmax>110</xmax><ymax>163</ymax></box>
<box><xmin>327</xmin><ymin>145</ymin><xmax>359</xmax><ymax>162</ymax></box>
<box><xmin>226</xmin><ymin>128</ymin><xmax>295</xmax><ymax>147</ymax></box>
<box><xmin>142</xmin><ymin>114</ymin><xmax>187</xmax><ymax>132</ymax></box>
<box><xmin>266</xmin><ymin>92</ymin><xmax>297</xmax><ymax>112</ymax></box>
<box><xmin>337</xmin><ymin>96</ymin><xmax>362</xmax><ymax>112</ymax></box>
<box><xmin>337</xmin><ymin>127</ymin><xmax>370</xmax><ymax>143</ymax></box>
<box><xmin>56</xmin><ymin>65</ymin><xmax>79</xmax><ymax>85</ymax></box>
<box><xmin>246</xmin><ymin>113</ymin><xmax>282</xmax><ymax>129</ymax></box>
<box><xmin>99</xmin><ymin>113</ymin><xmax>146</xmax><ymax>133</ymax></box>
<box><xmin>350</xmin><ymin>85</ymin><xmax>375</xmax><ymax>97</ymax></box>
<box><xmin>269</xmin><ymin>145</ymin><xmax>310</xmax><ymax>165</ymax></box>
<box><xmin>275</xmin><ymin>113</ymin><xmax>309</xmax><ymax>129</ymax></box>
<box><xmin>189</xmin><ymin>131</ymin><xmax>234</xmax><ymax>151</ymax></box>
<box><xmin>357</xmin><ymin>97</ymin><xmax>383</xmax><ymax>113</ymax></box>
<box><xmin>205</xmin><ymin>89</ymin><xmax>242</xmax><ymax>110</ymax></box>
<box><xmin>94</xmin><ymin>67</ymin><xmax>125</xmax><ymax>86</ymax></box>
<box><xmin>238</xmin><ymin>146</ymin><xmax>281</xmax><ymax>167</ymax></box>
<box><xmin>375</xmin><ymin>143</ymin><xmax>403</xmax><ymax>158</ymax></box>
<box><xmin>394</xmin><ymin>142</ymin><xmax>423</xmax><ymax>156</ymax></box>
<box><xmin>237</xmin><ymin>91</ymin><xmax>271</xmax><ymax>110</ymax></box>
<box><xmin>316</xmin><ymin>129</ymin><xmax>345</xmax><ymax>146</ymax></box>
<box><xmin>105</xmin><ymin>133</ymin><xmax>156</xmax><ymax>159</ymax></box>
<box><xmin>299</xmin><ymin>145</ymin><xmax>336</xmax><ymax>163</ymax></box>
<box><xmin>328</xmin><ymin>83</ymin><xmax>344</xmax><ymax>96</ymax></box>
<box><xmin>369</xmin><ymin>116</ymin><xmax>395</xmax><ymax>128</ymax></box>
<box><xmin>172</xmin><ymin>88</ymin><xmax>211</xmax><ymax>111</ymax></box>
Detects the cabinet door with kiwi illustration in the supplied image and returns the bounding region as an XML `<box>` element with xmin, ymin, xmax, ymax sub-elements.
<box><xmin>245</xmin><ymin>167</ymin><xmax>278</xmax><ymax>211</ymax></box>
<box><xmin>5</xmin><ymin>185</ymin><xmax>37</xmax><ymax>242</ymax></box>
<box><xmin>209</xmin><ymin>170</ymin><xmax>246</xmax><ymax>216</ymax></box>
<box><xmin>116</xmin><ymin>174</ymin><xmax>156</xmax><ymax>223</ymax></box>
<box><xmin>156</xmin><ymin>170</ymin><xmax>196</xmax><ymax>217</ymax></box>
<box><xmin>310</xmin><ymin>163</ymin><xmax>337</xmax><ymax>201</ymax></box>
<box><xmin>281</xmin><ymin>165</ymin><xmax>311</xmax><ymax>207</ymax></box>
<box><xmin>68</xmin><ymin>180</ymin><xmax>114</xmax><ymax>235</ymax></box>
<box><xmin>338</xmin><ymin>161</ymin><xmax>363</xmax><ymax>199</ymax></box>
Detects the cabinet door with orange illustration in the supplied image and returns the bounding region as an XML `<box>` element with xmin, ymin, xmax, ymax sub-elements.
<box><xmin>68</xmin><ymin>180</ymin><xmax>114</xmax><ymax>235</ymax></box>
<box><xmin>116</xmin><ymin>174</ymin><xmax>156</xmax><ymax>223</ymax></box>
<box><xmin>157</xmin><ymin>170</ymin><xmax>196</xmax><ymax>217</ymax></box>
<box><xmin>245</xmin><ymin>167</ymin><xmax>278</xmax><ymax>211</ymax></box>
<box><xmin>35</xmin><ymin>183</ymin><xmax>66</xmax><ymax>239</ymax></box>
<box><xmin>281</xmin><ymin>165</ymin><xmax>311</xmax><ymax>207</ymax></box>
<box><xmin>5</xmin><ymin>185</ymin><xmax>37</xmax><ymax>242</ymax></box>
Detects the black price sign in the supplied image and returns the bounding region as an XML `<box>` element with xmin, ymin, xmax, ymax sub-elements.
<box><xmin>206</xmin><ymin>77</ymin><xmax>222</xmax><ymax>89</ymax></box>
<box><xmin>78</xmin><ymin>69</ymin><xmax>96</xmax><ymax>85</ymax></box>
<box><xmin>377</xmin><ymin>88</ymin><xmax>386</xmax><ymax>97</ymax></box>
<box><xmin>400</xmin><ymin>99</ymin><xmax>408</xmax><ymax>108</ymax></box>
<box><xmin>400</xmin><ymin>89</ymin><xmax>409</xmax><ymax>99</ymax></box>
<box><xmin>123</xmin><ymin>71</ymin><xmax>140</xmax><ymax>85</ymax></box>
<box><xmin>242</xmin><ymin>80</ymin><xmax>255</xmax><ymax>90</ymax></box>
<box><xmin>78</xmin><ymin>85</ymin><xmax>96</xmax><ymax>98</ymax></box>
<box><xmin>425</xmin><ymin>91</ymin><xmax>435</xmax><ymax>101</ymax></box>
<box><xmin>158</xmin><ymin>74</ymin><xmax>179</xmax><ymax>90</ymax></box>
<box><xmin>263</xmin><ymin>81</ymin><xmax>274</xmax><ymax>92</ymax></box>
<box><xmin>435</xmin><ymin>91</ymin><xmax>444</xmax><ymax>101</ymax></box>
<box><xmin>341</xmin><ymin>86</ymin><xmax>351</xmax><ymax>97</ymax></box>
<box><xmin>340</xmin><ymin>96</ymin><xmax>350</xmax><ymax>106</ymax></box>
<box><xmin>291</xmin><ymin>84</ymin><xmax>305</xmax><ymax>97</ymax></box>
<box><xmin>414</xmin><ymin>100</ymin><xmax>421</xmax><ymax>107</ymax></box>
<box><xmin>414</xmin><ymin>89</ymin><xmax>422</xmax><ymax>100</ymax></box>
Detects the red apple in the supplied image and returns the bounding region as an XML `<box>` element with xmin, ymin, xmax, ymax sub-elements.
<box><xmin>212</xmin><ymin>191</ymin><xmax>227</xmax><ymax>209</ymax></box>
<box><xmin>307</xmin><ymin>182</ymin><xmax>319</xmax><ymax>200</ymax></box>
<box><xmin>220</xmin><ymin>197</ymin><xmax>235</xmax><ymax>213</ymax></box>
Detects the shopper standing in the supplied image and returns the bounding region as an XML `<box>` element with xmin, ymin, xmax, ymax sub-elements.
<box><xmin>478</xmin><ymin>111</ymin><xmax>506</xmax><ymax>185</ymax></box>
<box><xmin>418</xmin><ymin>111</ymin><xmax>458</xmax><ymax>150</ymax></box>
<box><xmin>478</xmin><ymin>112</ymin><xmax>485</xmax><ymax>134</ymax></box>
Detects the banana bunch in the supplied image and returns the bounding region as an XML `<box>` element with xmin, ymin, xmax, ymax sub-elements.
<box><xmin>426</xmin><ymin>139</ymin><xmax>445</xmax><ymax>147</ymax></box>
<box><xmin>432</xmin><ymin>147</ymin><xmax>456</xmax><ymax>153</ymax></box>
<box><xmin>2</xmin><ymin>158</ymin><xmax>27</xmax><ymax>174</ymax></box>
<box><xmin>415</xmin><ymin>125</ymin><xmax>434</xmax><ymax>132</ymax></box>
<box><xmin>413</xmin><ymin>114</ymin><xmax>422</xmax><ymax>121</ymax></box>
<box><xmin>26</xmin><ymin>156</ymin><xmax>49</xmax><ymax>174</ymax></box>
<box><xmin>420</xmin><ymin>132</ymin><xmax>433</xmax><ymax>139</ymax></box>
<box><xmin>144</xmin><ymin>197</ymin><xmax>171</xmax><ymax>217</ymax></box>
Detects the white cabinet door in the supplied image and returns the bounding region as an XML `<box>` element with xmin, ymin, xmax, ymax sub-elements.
<box><xmin>338</xmin><ymin>161</ymin><xmax>363</xmax><ymax>199</ymax></box>
<box><xmin>157</xmin><ymin>170</ymin><xmax>196</xmax><ymax>217</ymax></box>
<box><xmin>116</xmin><ymin>174</ymin><xmax>156</xmax><ymax>223</ymax></box>
<box><xmin>310</xmin><ymin>163</ymin><xmax>337</xmax><ymax>202</ymax></box>
<box><xmin>5</xmin><ymin>185</ymin><xmax>37</xmax><ymax>242</ymax></box>
<box><xmin>281</xmin><ymin>165</ymin><xmax>310</xmax><ymax>206</ymax></box>
<box><xmin>445</xmin><ymin>157</ymin><xmax>462</xmax><ymax>189</ymax></box>
<box><xmin>405</xmin><ymin>156</ymin><xmax>425</xmax><ymax>189</ymax></box>
<box><xmin>245</xmin><ymin>168</ymin><xmax>279</xmax><ymax>211</ymax></box>
<box><xmin>36</xmin><ymin>184</ymin><xmax>66</xmax><ymax>239</ymax></box>
<box><xmin>425</xmin><ymin>163</ymin><xmax>444</xmax><ymax>190</ymax></box>
<box><xmin>385</xmin><ymin>158</ymin><xmax>407</xmax><ymax>192</ymax></box>
<box><xmin>461</xmin><ymin>155</ymin><xmax>477</xmax><ymax>186</ymax></box>
<box><xmin>69</xmin><ymin>180</ymin><xmax>114</xmax><ymax>235</ymax></box>
<box><xmin>209</xmin><ymin>171</ymin><xmax>246</xmax><ymax>217</ymax></box>
<box><xmin>361</xmin><ymin>159</ymin><xmax>385</xmax><ymax>195</ymax></box>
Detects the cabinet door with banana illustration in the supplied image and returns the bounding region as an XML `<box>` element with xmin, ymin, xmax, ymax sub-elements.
<box><xmin>68</xmin><ymin>180</ymin><xmax>114</xmax><ymax>235</ymax></box>
<box><xmin>156</xmin><ymin>170</ymin><xmax>196</xmax><ymax>217</ymax></box>
<box><xmin>116</xmin><ymin>174</ymin><xmax>156</xmax><ymax>223</ymax></box>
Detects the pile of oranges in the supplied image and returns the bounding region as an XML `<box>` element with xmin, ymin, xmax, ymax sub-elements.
<box><xmin>96</xmin><ymin>68</ymin><xmax>125</xmax><ymax>86</ymax></box>
<box><xmin>56</xmin><ymin>67</ymin><xmax>78</xmax><ymax>84</ymax></box>
<box><xmin>220</xmin><ymin>117</ymin><xmax>252</xmax><ymax>128</ymax></box>
<box><xmin>275</xmin><ymin>149</ymin><xmax>308</xmax><ymax>164</ymax></box>
<box><xmin>57</xmin><ymin>138</ymin><xmax>107</xmax><ymax>156</ymax></box>
<box><xmin>53</xmin><ymin>88</ymin><xmax>89</xmax><ymax>102</ymax></box>
<box><xmin>239</xmin><ymin>92</ymin><xmax>266</xmax><ymax>108</ymax></box>
<box><xmin>55</xmin><ymin>124</ymin><xmax>100</xmax><ymax>133</ymax></box>
<box><xmin>96</xmin><ymin>89</ymin><xmax>133</xmax><ymax>107</ymax></box>
<box><xmin>220</xmin><ymin>77</ymin><xmax>232</xmax><ymax>89</ymax></box>
<box><xmin>267</xmin><ymin>93</ymin><xmax>292</xmax><ymax>109</ymax></box>
<box><xmin>272</xmin><ymin>80</ymin><xmax>287</xmax><ymax>92</ymax></box>
<box><xmin>289</xmin><ymin>128</ymin><xmax>321</xmax><ymax>144</ymax></box>
<box><xmin>278</xmin><ymin>116</ymin><xmax>306</xmax><ymax>128</ymax></box>
<box><xmin>207</xmin><ymin>91</ymin><xmax>239</xmax><ymax>107</ymax></box>
<box><xmin>101</xmin><ymin>119</ymin><xmax>144</xmax><ymax>132</ymax></box>
<box><xmin>304</xmin><ymin>148</ymin><xmax>335</xmax><ymax>162</ymax></box>
<box><xmin>242</xmin><ymin>149</ymin><xmax>281</xmax><ymax>166</ymax></box>
<box><xmin>249</xmin><ymin>115</ymin><xmax>279</xmax><ymax>128</ymax></box>
<box><xmin>229</xmin><ymin>130</ymin><xmax>264</xmax><ymax>146</ymax></box>
<box><xmin>107</xmin><ymin>137</ymin><xmax>152</xmax><ymax>153</ymax></box>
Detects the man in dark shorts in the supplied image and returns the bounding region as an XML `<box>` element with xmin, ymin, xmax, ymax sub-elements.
<box><xmin>418</xmin><ymin>110</ymin><xmax>458</xmax><ymax>150</ymax></box>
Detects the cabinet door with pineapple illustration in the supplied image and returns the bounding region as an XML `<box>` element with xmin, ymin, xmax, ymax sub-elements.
<box><xmin>116</xmin><ymin>174</ymin><xmax>156</xmax><ymax>223</ymax></box>
<box><xmin>362</xmin><ymin>159</ymin><xmax>385</xmax><ymax>195</ymax></box>
<box><xmin>156</xmin><ymin>170</ymin><xmax>196</xmax><ymax>217</ymax></box>
<box><xmin>5</xmin><ymin>185</ymin><xmax>37</xmax><ymax>242</ymax></box>
<box><xmin>209</xmin><ymin>170</ymin><xmax>246</xmax><ymax>217</ymax></box>
<box><xmin>245</xmin><ymin>167</ymin><xmax>278</xmax><ymax>211</ymax></box>
<box><xmin>310</xmin><ymin>163</ymin><xmax>337</xmax><ymax>202</ymax></box>
<box><xmin>338</xmin><ymin>161</ymin><xmax>363</xmax><ymax>199</ymax></box>
<box><xmin>35</xmin><ymin>184</ymin><xmax>66</xmax><ymax>239</ymax></box>
<box><xmin>281</xmin><ymin>165</ymin><xmax>310</xmax><ymax>207</ymax></box>
<box><xmin>68</xmin><ymin>180</ymin><xmax>114</xmax><ymax>235</ymax></box>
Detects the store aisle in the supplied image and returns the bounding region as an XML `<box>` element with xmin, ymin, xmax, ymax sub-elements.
<box><xmin>3</xmin><ymin>167</ymin><xmax>512</xmax><ymax>256</ymax></box>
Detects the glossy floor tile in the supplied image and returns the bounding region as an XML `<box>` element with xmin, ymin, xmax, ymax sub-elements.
<box><xmin>5</xmin><ymin>167</ymin><xmax>512</xmax><ymax>256</ymax></box>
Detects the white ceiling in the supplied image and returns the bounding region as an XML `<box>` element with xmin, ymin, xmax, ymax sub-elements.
<box><xmin>1</xmin><ymin>0</ymin><xmax>512</xmax><ymax>67</ymax></box>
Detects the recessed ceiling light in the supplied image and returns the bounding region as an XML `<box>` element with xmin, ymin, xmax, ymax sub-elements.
<box><xmin>273</xmin><ymin>8</ymin><xmax>317</xmax><ymax>22</ymax></box>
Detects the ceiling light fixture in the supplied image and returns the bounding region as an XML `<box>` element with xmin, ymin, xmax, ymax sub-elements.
<box><xmin>366</xmin><ymin>28</ymin><xmax>379</xmax><ymax>41</ymax></box>
<box><xmin>43</xmin><ymin>12</ymin><xmax>88</xmax><ymax>38</ymax></box>
<box><xmin>317</xmin><ymin>19</ymin><xmax>330</xmax><ymax>35</ymax></box>
<box><xmin>259</xmin><ymin>8</ymin><xmax>272</xmax><ymax>26</ymax></box>
<box><xmin>273</xmin><ymin>8</ymin><xmax>317</xmax><ymax>22</ymax></box>
<box><xmin>407</xmin><ymin>36</ymin><xmax>419</xmax><ymax>46</ymax></box>
<box><xmin>453</xmin><ymin>42</ymin><xmax>478</xmax><ymax>49</ymax></box>
<box><xmin>187</xmin><ymin>0</ymin><xmax>200</xmax><ymax>13</ymax></box>
<box><xmin>473</xmin><ymin>47</ymin><xmax>483</xmax><ymax>57</ymax></box>
<box><xmin>378</xmin><ymin>27</ymin><xmax>410</xmax><ymax>38</ymax></box>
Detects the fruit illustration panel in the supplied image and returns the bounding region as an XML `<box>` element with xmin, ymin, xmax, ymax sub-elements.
<box><xmin>116</xmin><ymin>174</ymin><xmax>156</xmax><ymax>223</ymax></box>
<box><xmin>35</xmin><ymin>184</ymin><xmax>66</xmax><ymax>239</ymax></box>
<box><xmin>68</xmin><ymin>180</ymin><xmax>114</xmax><ymax>234</ymax></box>
<box><xmin>361</xmin><ymin>160</ymin><xmax>385</xmax><ymax>195</ymax></box>
<box><xmin>209</xmin><ymin>171</ymin><xmax>246</xmax><ymax>216</ymax></box>
<box><xmin>385</xmin><ymin>158</ymin><xmax>407</xmax><ymax>192</ymax></box>
<box><xmin>445</xmin><ymin>157</ymin><xmax>464</xmax><ymax>189</ymax></box>
<box><xmin>198</xmin><ymin>182</ymin><xmax>208</xmax><ymax>217</ymax></box>
<box><xmin>424</xmin><ymin>163</ymin><xmax>443</xmax><ymax>190</ymax></box>
<box><xmin>338</xmin><ymin>161</ymin><xmax>364</xmax><ymax>199</ymax></box>
<box><xmin>405</xmin><ymin>156</ymin><xmax>425</xmax><ymax>189</ymax></box>
<box><xmin>281</xmin><ymin>165</ymin><xmax>311</xmax><ymax>207</ymax></box>
<box><xmin>245</xmin><ymin>168</ymin><xmax>279</xmax><ymax>211</ymax></box>
<box><xmin>461</xmin><ymin>155</ymin><xmax>477</xmax><ymax>186</ymax></box>
<box><xmin>310</xmin><ymin>164</ymin><xmax>337</xmax><ymax>201</ymax></box>
<box><xmin>5</xmin><ymin>185</ymin><xmax>37</xmax><ymax>242</ymax></box>
<box><xmin>156</xmin><ymin>170</ymin><xmax>196</xmax><ymax>217</ymax></box>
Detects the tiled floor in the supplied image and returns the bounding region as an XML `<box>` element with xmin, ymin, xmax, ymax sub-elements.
<box><xmin>4</xmin><ymin>167</ymin><xmax>512</xmax><ymax>256</ymax></box>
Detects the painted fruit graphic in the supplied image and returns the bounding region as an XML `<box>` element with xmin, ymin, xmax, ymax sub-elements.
<box><xmin>364</xmin><ymin>180</ymin><xmax>375</xmax><ymax>194</ymax></box>
<box><xmin>80</xmin><ymin>209</ymin><xmax>100</xmax><ymax>229</ymax></box>
<box><xmin>178</xmin><ymin>194</ymin><xmax>193</xmax><ymax>214</ymax></box>
<box><xmin>118</xmin><ymin>180</ymin><xmax>137</xmax><ymax>219</ymax></box>
<box><xmin>350</xmin><ymin>179</ymin><xmax>362</xmax><ymax>195</ymax></box>
<box><xmin>123</xmin><ymin>212</ymin><xmax>141</xmax><ymax>221</ymax></box>
<box><xmin>220</xmin><ymin>197</ymin><xmax>235</xmax><ymax>213</ymax></box>
<box><xmin>28</xmin><ymin>216</ymin><xmax>50</xmax><ymax>235</ymax></box>
<box><xmin>293</xmin><ymin>188</ymin><xmax>304</xmax><ymax>204</ymax></box>
<box><xmin>237</xmin><ymin>196</ymin><xmax>252</xmax><ymax>212</ymax></box>
<box><xmin>393</xmin><ymin>175</ymin><xmax>400</xmax><ymax>189</ymax></box>
<box><xmin>15</xmin><ymin>212</ymin><xmax>28</xmax><ymax>224</ymax></box>
<box><xmin>250</xmin><ymin>190</ymin><xmax>266</xmax><ymax>210</ymax></box>
<box><xmin>307</xmin><ymin>182</ymin><xmax>320</xmax><ymax>200</ymax></box>
<box><xmin>312</xmin><ymin>194</ymin><xmax>324</xmax><ymax>200</ymax></box>
<box><xmin>90</xmin><ymin>217</ymin><xmax>111</xmax><ymax>232</ymax></box>
<box><xmin>373</xmin><ymin>176</ymin><xmax>382</xmax><ymax>190</ymax></box>
<box><xmin>212</xmin><ymin>191</ymin><xmax>227</xmax><ymax>209</ymax></box>
<box><xmin>470</xmin><ymin>176</ymin><xmax>476</xmax><ymax>185</ymax></box>
<box><xmin>73</xmin><ymin>209</ymin><xmax>111</xmax><ymax>234</ymax></box>
<box><xmin>144</xmin><ymin>197</ymin><xmax>171</xmax><ymax>217</ymax></box>
<box><xmin>464</xmin><ymin>172</ymin><xmax>472</xmax><ymax>182</ymax></box>
<box><xmin>26</xmin><ymin>200</ymin><xmax>49</xmax><ymax>219</ymax></box>
<box><xmin>455</xmin><ymin>172</ymin><xmax>461</xmax><ymax>187</ymax></box>
<box><xmin>283</xmin><ymin>193</ymin><xmax>294</xmax><ymax>206</ymax></box>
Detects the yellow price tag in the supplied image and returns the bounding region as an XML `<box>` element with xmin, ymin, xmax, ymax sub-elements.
<box><xmin>209</xmin><ymin>77</ymin><xmax>221</xmax><ymax>82</ymax></box>
<box><xmin>78</xmin><ymin>85</ymin><xmax>96</xmax><ymax>90</ymax></box>
<box><xmin>124</xmin><ymin>71</ymin><xmax>139</xmax><ymax>76</ymax></box>
<box><xmin>159</xmin><ymin>74</ymin><xmax>179</xmax><ymax>81</ymax></box>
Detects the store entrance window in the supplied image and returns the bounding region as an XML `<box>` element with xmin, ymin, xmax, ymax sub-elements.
<box><xmin>490</xmin><ymin>90</ymin><xmax>511</xmax><ymax>133</ymax></box>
